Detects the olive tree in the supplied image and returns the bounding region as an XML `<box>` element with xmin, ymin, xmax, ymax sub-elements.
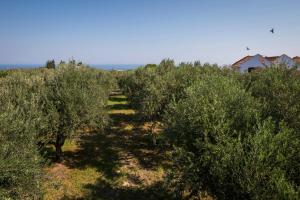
<box><xmin>0</xmin><ymin>73</ymin><xmax>43</xmax><ymax>199</ymax></box>
<box><xmin>39</xmin><ymin>62</ymin><xmax>109</xmax><ymax>160</ymax></box>
<box><xmin>45</xmin><ymin>60</ymin><xmax>55</xmax><ymax>69</ymax></box>
<box><xmin>163</xmin><ymin>72</ymin><xmax>299</xmax><ymax>199</ymax></box>
<box><xmin>165</xmin><ymin>74</ymin><xmax>261</xmax><ymax>197</ymax></box>
<box><xmin>245</xmin><ymin>67</ymin><xmax>300</xmax><ymax>133</ymax></box>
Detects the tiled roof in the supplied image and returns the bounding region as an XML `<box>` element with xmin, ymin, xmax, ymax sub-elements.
<box><xmin>233</xmin><ymin>55</ymin><xmax>300</xmax><ymax>70</ymax></box>
<box><xmin>259</xmin><ymin>55</ymin><xmax>270</xmax><ymax>66</ymax></box>
<box><xmin>293</xmin><ymin>56</ymin><xmax>300</xmax><ymax>64</ymax></box>
<box><xmin>265</xmin><ymin>56</ymin><xmax>279</xmax><ymax>62</ymax></box>
<box><xmin>232</xmin><ymin>55</ymin><xmax>253</xmax><ymax>69</ymax></box>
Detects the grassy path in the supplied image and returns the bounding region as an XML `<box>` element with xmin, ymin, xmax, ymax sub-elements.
<box><xmin>44</xmin><ymin>92</ymin><xmax>170</xmax><ymax>200</ymax></box>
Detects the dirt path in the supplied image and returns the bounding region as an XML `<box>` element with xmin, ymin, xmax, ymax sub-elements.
<box><xmin>44</xmin><ymin>93</ymin><xmax>171</xmax><ymax>200</ymax></box>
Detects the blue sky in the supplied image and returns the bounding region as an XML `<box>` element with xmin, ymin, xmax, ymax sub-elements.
<box><xmin>0</xmin><ymin>0</ymin><xmax>299</xmax><ymax>65</ymax></box>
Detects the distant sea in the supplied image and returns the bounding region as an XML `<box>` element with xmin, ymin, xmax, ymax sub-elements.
<box><xmin>0</xmin><ymin>64</ymin><xmax>42</xmax><ymax>70</ymax></box>
<box><xmin>90</xmin><ymin>64</ymin><xmax>142</xmax><ymax>71</ymax></box>
<box><xmin>0</xmin><ymin>64</ymin><xmax>142</xmax><ymax>71</ymax></box>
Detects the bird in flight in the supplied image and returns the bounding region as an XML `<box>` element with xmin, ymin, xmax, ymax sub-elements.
<box><xmin>246</xmin><ymin>47</ymin><xmax>250</xmax><ymax>51</ymax></box>
<box><xmin>270</xmin><ymin>28</ymin><xmax>275</xmax><ymax>34</ymax></box>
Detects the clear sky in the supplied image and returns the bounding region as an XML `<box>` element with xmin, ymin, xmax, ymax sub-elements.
<box><xmin>0</xmin><ymin>0</ymin><xmax>299</xmax><ymax>65</ymax></box>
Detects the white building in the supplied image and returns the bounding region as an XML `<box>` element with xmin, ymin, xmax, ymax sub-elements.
<box><xmin>272</xmin><ymin>54</ymin><xmax>296</xmax><ymax>67</ymax></box>
<box><xmin>233</xmin><ymin>54</ymin><xmax>299</xmax><ymax>73</ymax></box>
<box><xmin>233</xmin><ymin>54</ymin><xmax>271</xmax><ymax>73</ymax></box>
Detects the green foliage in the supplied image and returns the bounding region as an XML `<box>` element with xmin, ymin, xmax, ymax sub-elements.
<box><xmin>39</xmin><ymin>62</ymin><xmax>111</xmax><ymax>159</ymax></box>
<box><xmin>45</xmin><ymin>59</ymin><xmax>55</xmax><ymax>69</ymax></box>
<box><xmin>163</xmin><ymin>74</ymin><xmax>259</xmax><ymax>199</ymax></box>
<box><xmin>118</xmin><ymin>62</ymin><xmax>300</xmax><ymax>199</ymax></box>
<box><xmin>238</xmin><ymin>120</ymin><xmax>299</xmax><ymax>199</ymax></box>
<box><xmin>164</xmin><ymin>73</ymin><xmax>259</xmax><ymax>146</ymax></box>
<box><xmin>119</xmin><ymin>60</ymin><xmax>223</xmax><ymax>121</ymax></box>
<box><xmin>144</xmin><ymin>64</ymin><xmax>157</xmax><ymax>68</ymax></box>
<box><xmin>0</xmin><ymin>61</ymin><xmax>116</xmax><ymax>198</ymax></box>
<box><xmin>0</xmin><ymin>70</ymin><xmax>9</xmax><ymax>78</ymax></box>
<box><xmin>163</xmin><ymin>70</ymin><xmax>300</xmax><ymax>199</ymax></box>
<box><xmin>245</xmin><ymin>67</ymin><xmax>300</xmax><ymax>132</ymax></box>
<box><xmin>0</xmin><ymin>74</ymin><xmax>43</xmax><ymax>199</ymax></box>
<box><xmin>2</xmin><ymin>58</ymin><xmax>299</xmax><ymax>200</ymax></box>
<box><xmin>118</xmin><ymin>65</ymin><xmax>158</xmax><ymax>119</ymax></box>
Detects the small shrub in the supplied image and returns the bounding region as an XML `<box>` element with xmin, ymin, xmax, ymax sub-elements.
<box><xmin>45</xmin><ymin>60</ymin><xmax>55</xmax><ymax>69</ymax></box>
<box><xmin>0</xmin><ymin>70</ymin><xmax>9</xmax><ymax>78</ymax></box>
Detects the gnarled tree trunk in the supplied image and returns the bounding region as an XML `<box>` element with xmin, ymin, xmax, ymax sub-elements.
<box><xmin>55</xmin><ymin>134</ymin><xmax>65</xmax><ymax>161</ymax></box>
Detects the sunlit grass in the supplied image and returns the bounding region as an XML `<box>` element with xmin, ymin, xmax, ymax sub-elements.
<box><xmin>43</xmin><ymin>92</ymin><xmax>170</xmax><ymax>200</ymax></box>
<box><xmin>44</xmin><ymin>166</ymin><xmax>101</xmax><ymax>200</ymax></box>
<box><xmin>108</xmin><ymin>95</ymin><xmax>128</xmax><ymax>105</ymax></box>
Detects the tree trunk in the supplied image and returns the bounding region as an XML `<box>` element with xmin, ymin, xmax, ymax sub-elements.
<box><xmin>55</xmin><ymin>134</ymin><xmax>65</xmax><ymax>161</ymax></box>
<box><xmin>150</xmin><ymin>122</ymin><xmax>157</xmax><ymax>146</ymax></box>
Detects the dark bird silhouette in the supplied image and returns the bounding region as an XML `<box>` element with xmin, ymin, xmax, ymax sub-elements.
<box><xmin>246</xmin><ymin>47</ymin><xmax>250</xmax><ymax>51</ymax></box>
<box><xmin>270</xmin><ymin>28</ymin><xmax>274</xmax><ymax>34</ymax></box>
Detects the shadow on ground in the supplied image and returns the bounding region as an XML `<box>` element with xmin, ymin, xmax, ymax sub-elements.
<box><xmin>108</xmin><ymin>96</ymin><xmax>127</xmax><ymax>103</ymax></box>
<box><xmin>57</xmin><ymin>93</ymin><xmax>172</xmax><ymax>200</ymax></box>
<box><xmin>81</xmin><ymin>180</ymin><xmax>172</xmax><ymax>200</ymax></box>
<box><xmin>108</xmin><ymin>103</ymin><xmax>129</xmax><ymax>110</ymax></box>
